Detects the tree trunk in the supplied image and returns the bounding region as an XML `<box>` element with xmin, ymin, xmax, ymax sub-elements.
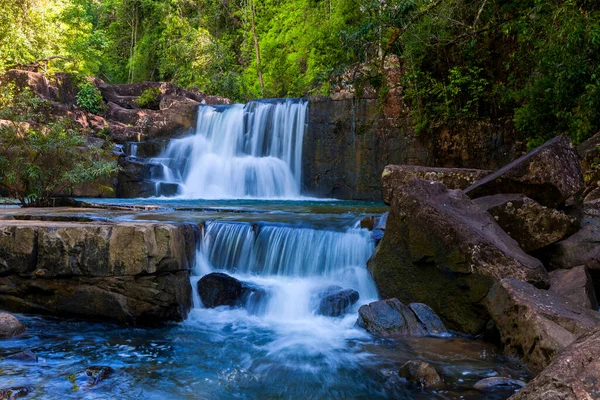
<box><xmin>250</xmin><ymin>0</ymin><xmax>265</xmax><ymax>98</ymax></box>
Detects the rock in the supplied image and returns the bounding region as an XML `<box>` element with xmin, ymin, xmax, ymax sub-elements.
<box><xmin>509</xmin><ymin>327</ymin><xmax>600</xmax><ymax>400</ymax></box>
<box><xmin>409</xmin><ymin>303</ymin><xmax>448</xmax><ymax>336</ymax></box>
<box><xmin>156</xmin><ymin>182</ymin><xmax>179</xmax><ymax>197</ymax></box>
<box><xmin>5</xmin><ymin>350</ymin><xmax>37</xmax><ymax>362</ymax></box>
<box><xmin>372</xmin><ymin>212</ymin><xmax>388</xmax><ymax>241</ymax></box>
<box><xmin>398</xmin><ymin>360</ymin><xmax>443</xmax><ymax>389</ymax></box>
<box><xmin>486</xmin><ymin>278</ymin><xmax>600</xmax><ymax>373</ymax></box>
<box><xmin>116</xmin><ymin>160</ymin><xmax>156</xmax><ymax>198</ymax></box>
<box><xmin>357</xmin><ymin>298</ymin><xmax>427</xmax><ymax>337</ymax></box>
<box><xmin>382</xmin><ymin>165</ymin><xmax>491</xmax><ymax>205</ymax></box>
<box><xmin>68</xmin><ymin>366</ymin><xmax>114</xmax><ymax>389</ymax></box>
<box><xmin>465</xmin><ymin>135</ymin><xmax>584</xmax><ymax>208</ymax></box>
<box><xmin>0</xmin><ymin>386</ymin><xmax>33</xmax><ymax>399</ymax></box>
<box><xmin>549</xmin><ymin>213</ymin><xmax>600</xmax><ymax>270</ymax></box>
<box><xmin>550</xmin><ymin>266</ymin><xmax>598</xmax><ymax>310</ymax></box>
<box><xmin>0</xmin><ymin>69</ymin><xmax>52</xmax><ymax>99</ymax></box>
<box><xmin>0</xmin><ymin>313</ymin><xmax>25</xmax><ymax>339</ymax></box>
<box><xmin>368</xmin><ymin>179</ymin><xmax>549</xmax><ymax>334</ymax></box>
<box><xmin>0</xmin><ymin>220</ymin><xmax>196</xmax><ymax>324</ymax></box>
<box><xmin>316</xmin><ymin>288</ymin><xmax>360</xmax><ymax>317</ymax></box>
<box><xmin>197</xmin><ymin>272</ymin><xmax>266</xmax><ymax>310</ymax></box>
<box><xmin>473</xmin><ymin>377</ymin><xmax>526</xmax><ymax>391</ymax></box>
<box><xmin>474</xmin><ymin>194</ymin><xmax>578</xmax><ymax>252</ymax></box>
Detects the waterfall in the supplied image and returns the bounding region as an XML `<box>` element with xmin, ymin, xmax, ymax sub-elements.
<box><xmin>150</xmin><ymin>98</ymin><xmax>308</xmax><ymax>199</ymax></box>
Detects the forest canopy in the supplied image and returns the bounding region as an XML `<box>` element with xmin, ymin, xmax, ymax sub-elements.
<box><xmin>1</xmin><ymin>0</ymin><xmax>599</xmax><ymax>144</ymax></box>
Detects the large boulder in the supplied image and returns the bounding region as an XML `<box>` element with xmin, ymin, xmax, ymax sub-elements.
<box><xmin>474</xmin><ymin>194</ymin><xmax>578</xmax><ymax>252</ymax></box>
<box><xmin>315</xmin><ymin>287</ymin><xmax>360</xmax><ymax>317</ymax></box>
<box><xmin>510</xmin><ymin>327</ymin><xmax>600</xmax><ymax>400</ymax></box>
<box><xmin>357</xmin><ymin>298</ymin><xmax>427</xmax><ymax>336</ymax></box>
<box><xmin>465</xmin><ymin>135</ymin><xmax>584</xmax><ymax>208</ymax></box>
<box><xmin>549</xmin><ymin>266</ymin><xmax>598</xmax><ymax>310</ymax></box>
<box><xmin>0</xmin><ymin>313</ymin><xmax>25</xmax><ymax>338</ymax></box>
<box><xmin>398</xmin><ymin>360</ymin><xmax>443</xmax><ymax>389</ymax></box>
<box><xmin>382</xmin><ymin>165</ymin><xmax>491</xmax><ymax>204</ymax></box>
<box><xmin>197</xmin><ymin>272</ymin><xmax>266</xmax><ymax>311</ymax></box>
<box><xmin>368</xmin><ymin>179</ymin><xmax>549</xmax><ymax>334</ymax></box>
<box><xmin>486</xmin><ymin>278</ymin><xmax>600</xmax><ymax>373</ymax></box>
<box><xmin>0</xmin><ymin>220</ymin><xmax>196</xmax><ymax>324</ymax></box>
<box><xmin>549</xmin><ymin>212</ymin><xmax>600</xmax><ymax>270</ymax></box>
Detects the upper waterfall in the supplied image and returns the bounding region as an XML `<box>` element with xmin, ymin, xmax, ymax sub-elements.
<box><xmin>151</xmin><ymin>98</ymin><xmax>308</xmax><ymax>199</ymax></box>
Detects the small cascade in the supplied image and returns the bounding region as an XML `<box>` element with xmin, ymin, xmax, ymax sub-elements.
<box><xmin>150</xmin><ymin>98</ymin><xmax>308</xmax><ymax>199</ymax></box>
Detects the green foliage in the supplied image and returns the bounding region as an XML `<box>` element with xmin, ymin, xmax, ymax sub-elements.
<box><xmin>0</xmin><ymin>85</ymin><xmax>118</xmax><ymax>207</ymax></box>
<box><xmin>136</xmin><ymin>87</ymin><xmax>161</xmax><ymax>109</ymax></box>
<box><xmin>76</xmin><ymin>81</ymin><xmax>104</xmax><ymax>114</ymax></box>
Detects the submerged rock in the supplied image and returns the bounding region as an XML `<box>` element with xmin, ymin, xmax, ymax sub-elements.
<box><xmin>473</xmin><ymin>377</ymin><xmax>526</xmax><ymax>391</ymax></box>
<box><xmin>0</xmin><ymin>313</ymin><xmax>25</xmax><ymax>339</ymax></box>
<box><xmin>486</xmin><ymin>278</ymin><xmax>600</xmax><ymax>373</ymax></box>
<box><xmin>368</xmin><ymin>179</ymin><xmax>549</xmax><ymax>334</ymax></box>
<box><xmin>357</xmin><ymin>298</ymin><xmax>427</xmax><ymax>337</ymax></box>
<box><xmin>382</xmin><ymin>165</ymin><xmax>491</xmax><ymax>205</ymax></box>
<box><xmin>465</xmin><ymin>135</ymin><xmax>584</xmax><ymax>208</ymax></box>
<box><xmin>316</xmin><ymin>287</ymin><xmax>359</xmax><ymax>317</ymax></box>
<box><xmin>549</xmin><ymin>266</ymin><xmax>598</xmax><ymax>310</ymax></box>
<box><xmin>68</xmin><ymin>366</ymin><xmax>115</xmax><ymax>390</ymax></box>
<box><xmin>0</xmin><ymin>386</ymin><xmax>33</xmax><ymax>399</ymax></box>
<box><xmin>474</xmin><ymin>194</ymin><xmax>578</xmax><ymax>252</ymax></box>
<box><xmin>398</xmin><ymin>360</ymin><xmax>443</xmax><ymax>389</ymax></box>
<box><xmin>5</xmin><ymin>350</ymin><xmax>37</xmax><ymax>363</ymax></box>
<box><xmin>510</xmin><ymin>327</ymin><xmax>600</xmax><ymax>400</ymax></box>
<box><xmin>198</xmin><ymin>272</ymin><xmax>266</xmax><ymax>311</ymax></box>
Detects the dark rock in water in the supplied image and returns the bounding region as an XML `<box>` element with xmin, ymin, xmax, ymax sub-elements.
<box><xmin>360</xmin><ymin>216</ymin><xmax>376</xmax><ymax>230</ymax></box>
<box><xmin>474</xmin><ymin>194</ymin><xmax>578</xmax><ymax>252</ymax></box>
<box><xmin>85</xmin><ymin>366</ymin><xmax>114</xmax><ymax>385</ymax></box>
<box><xmin>0</xmin><ymin>313</ymin><xmax>25</xmax><ymax>339</ymax></box>
<box><xmin>156</xmin><ymin>182</ymin><xmax>179</xmax><ymax>197</ymax></box>
<box><xmin>550</xmin><ymin>266</ymin><xmax>598</xmax><ymax>310</ymax></box>
<box><xmin>473</xmin><ymin>377</ymin><xmax>525</xmax><ymax>391</ymax></box>
<box><xmin>198</xmin><ymin>272</ymin><xmax>267</xmax><ymax>311</ymax></box>
<box><xmin>465</xmin><ymin>135</ymin><xmax>584</xmax><ymax>208</ymax></box>
<box><xmin>5</xmin><ymin>350</ymin><xmax>37</xmax><ymax>363</ymax></box>
<box><xmin>0</xmin><ymin>386</ymin><xmax>33</xmax><ymax>399</ymax></box>
<box><xmin>409</xmin><ymin>303</ymin><xmax>448</xmax><ymax>336</ymax></box>
<box><xmin>368</xmin><ymin>179</ymin><xmax>549</xmax><ymax>334</ymax></box>
<box><xmin>510</xmin><ymin>327</ymin><xmax>600</xmax><ymax>400</ymax></box>
<box><xmin>382</xmin><ymin>164</ymin><xmax>491</xmax><ymax>205</ymax></box>
<box><xmin>317</xmin><ymin>288</ymin><xmax>359</xmax><ymax>317</ymax></box>
<box><xmin>398</xmin><ymin>360</ymin><xmax>443</xmax><ymax>389</ymax></box>
<box><xmin>486</xmin><ymin>278</ymin><xmax>600</xmax><ymax>373</ymax></box>
<box><xmin>357</xmin><ymin>298</ymin><xmax>427</xmax><ymax>337</ymax></box>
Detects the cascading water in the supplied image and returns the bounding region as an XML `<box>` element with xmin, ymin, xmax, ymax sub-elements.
<box><xmin>150</xmin><ymin>98</ymin><xmax>308</xmax><ymax>199</ymax></box>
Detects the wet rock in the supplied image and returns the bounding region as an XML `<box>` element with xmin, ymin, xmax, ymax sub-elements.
<box><xmin>368</xmin><ymin>179</ymin><xmax>549</xmax><ymax>334</ymax></box>
<box><xmin>372</xmin><ymin>212</ymin><xmax>388</xmax><ymax>241</ymax></box>
<box><xmin>69</xmin><ymin>366</ymin><xmax>115</xmax><ymax>389</ymax></box>
<box><xmin>398</xmin><ymin>360</ymin><xmax>443</xmax><ymax>389</ymax></box>
<box><xmin>116</xmin><ymin>160</ymin><xmax>156</xmax><ymax>198</ymax></box>
<box><xmin>357</xmin><ymin>298</ymin><xmax>427</xmax><ymax>337</ymax></box>
<box><xmin>465</xmin><ymin>135</ymin><xmax>584</xmax><ymax>208</ymax></box>
<box><xmin>409</xmin><ymin>303</ymin><xmax>448</xmax><ymax>336</ymax></box>
<box><xmin>156</xmin><ymin>182</ymin><xmax>179</xmax><ymax>197</ymax></box>
<box><xmin>198</xmin><ymin>272</ymin><xmax>266</xmax><ymax>310</ymax></box>
<box><xmin>486</xmin><ymin>278</ymin><xmax>600</xmax><ymax>373</ymax></box>
<box><xmin>550</xmin><ymin>266</ymin><xmax>598</xmax><ymax>310</ymax></box>
<box><xmin>473</xmin><ymin>377</ymin><xmax>526</xmax><ymax>391</ymax></box>
<box><xmin>510</xmin><ymin>327</ymin><xmax>600</xmax><ymax>400</ymax></box>
<box><xmin>5</xmin><ymin>350</ymin><xmax>37</xmax><ymax>363</ymax></box>
<box><xmin>549</xmin><ymin>213</ymin><xmax>600</xmax><ymax>270</ymax></box>
<box><xmin>382</xmin><ymin>165</ymin><xmax>491</xmax><ymax>205</ymax></box>
<box><xmin>0</xmin><ymin>313</ymin><xmax>25</xmax><ymax>338</ymax></box>
<box><xmin>0</xmin><ymin>220</ymin><xmax>196</xmax><ymax>324</ymax></box>
<box><xmin>316</xmin><ymin>288</ymin><xmax>359</xmax><ymax>317</ymax></box>
<box><xmin>473</xmin><ymin>194</ymin><xmax>578</xmax><ymax>252</ymax></box>
<box><xmin>0</xmin><ymin>386</ymin><xmax>33</xmax><ymax>399</ymax></box>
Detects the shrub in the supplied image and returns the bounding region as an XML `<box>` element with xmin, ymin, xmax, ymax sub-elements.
<box><xmin>136</xmin><ymin>87</ymin><xmax>162</xmax><ymax>109</ymax></box>
<box><xmin>76</xmin><ymin>81</ymin><xmax>104</xmax><ymax>114</ymax></box>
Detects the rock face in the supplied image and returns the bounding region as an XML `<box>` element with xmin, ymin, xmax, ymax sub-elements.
<box><xmin>398</xmin><ymin>360</ymin><xmax>443</xmax><ymax>389</ymax></box>
<box><xmin>382</xmin><ymin>165</ymin><xmax>491</xmax><ymax>205</ymax></box>
<box><xmin>486</xmin><ymin>278</ymin><xmax>600</xmax><ymax>373</ymax></box>
<box><xmin>197</xmin><ymin>272</ymin><xmax>266</xmax><ymax>311</ymax></box>
<box><xmin>315</xmin><ymin>287</ymin><xmax>360</xmax><ymax>317</ymax></box>
<box><xmin>549</xmin><ymin>212</ymin><xmax>600</xmax><ymax>270</ymax></box>
<box><xmin>474</xmin><ymin>194</ymin><xmax>578</xmax><ymax>252</ymax></box>
<box><xmin>0</xmin><ymin>220</ymin><xmax>196</xmax><ymax>324</ymax></box>
<box><xmin>510</xmin><ymin>327</ymin><xmax>600</xmax><ymax>400</ymax></box>
<box><xmin>357</xmin><ymin>298</ymin><xmax>448</xmax><ymax>337</ymax></box>
<box><xmin>303</xmin><ymin>94</ymin><xmax>521</xmax><ymax>201</ymax></box>
<box><xmin>0</xmin><ymin>313</ymin><xmax>25</xmax><ymax>338</ymax></box>
<box><xmin>368</xmin><ymin>179</ymin><xmax>549</xmax><ymax>334</ymax></box>
<box><xmin>465</xmin><ymin>135</ymin><xmax>584</xmax><ymax>208</ymax></box>
<box><xmin>550</xmin><ymin>266</ymin><xmax>598</xmax><ymax>310</ymax></box>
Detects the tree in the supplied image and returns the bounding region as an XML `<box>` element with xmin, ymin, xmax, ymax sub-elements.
<box><xmin>0</xmin><ymin>86</ymin><xmax>118</xmax><ymax>207</ymax></box>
